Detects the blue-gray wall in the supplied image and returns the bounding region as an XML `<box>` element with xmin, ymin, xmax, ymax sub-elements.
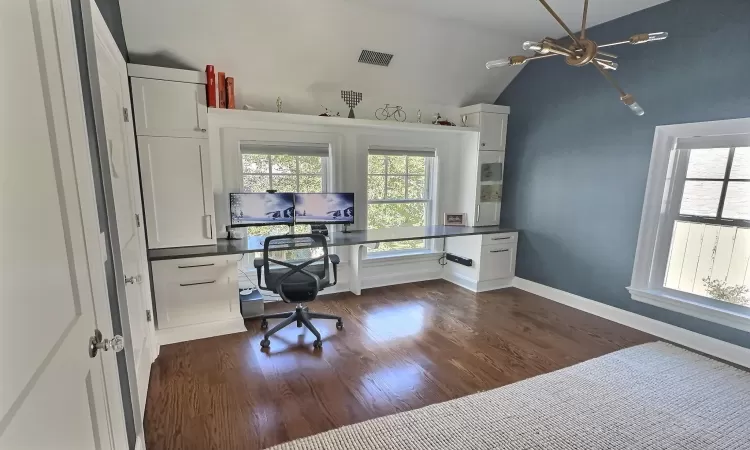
<box><xmin>496</xmin><ymin>0</ymin><xmax>750</xmax><ymax>348</ymax></box>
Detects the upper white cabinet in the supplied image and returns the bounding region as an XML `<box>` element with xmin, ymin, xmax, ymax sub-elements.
<box><xmin>131</xmin><ymin>78</ymin><xmax>208</xmax><ymax>138</ymax></box>
<box><xmin>138</xmin><ymin>136</ymin><xmax>216</xmax><ymax>248</ymax></box>
<box><xmin>128</xmin><ymin>64</ymin><xmax>208</xmax><ymax>139</ymax></box>
<box><xmin>460</xmin><ymin>104</ymin><xmax>509</xmax><ymax>151</ymax></box>
<box><xmin>457</xmin><ymin>104</ymin><xmax>509</xmax><ymax>227</ymax></box>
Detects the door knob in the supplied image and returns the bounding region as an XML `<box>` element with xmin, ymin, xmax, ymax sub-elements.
<box><xmin>89</xmin><ymin>329</ymin><xmax>125</xmax><ymax>358</ymax></box>
<box><xmin>124</xmin><ymin>275</ymin><xmax>135</xmax><ymax>284</ymax></box>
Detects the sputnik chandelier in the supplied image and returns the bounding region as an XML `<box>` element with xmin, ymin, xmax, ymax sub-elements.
<box><xmin>486</xmin><ymin>0</ymin><xmax>668</xmax><ymax>115</ymax></box>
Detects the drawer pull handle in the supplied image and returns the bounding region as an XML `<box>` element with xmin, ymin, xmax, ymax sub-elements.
<box><xmin>492</xmin><ymin>237</ymin><xmax>511</xmax><ymax>240</ymax></box>
<box><xmin>490</xmin><ymin>249</ymin><xmax>510</xmax><ymax>253</ymax></box>
<box><xmin>179</xmin><ymin>280</ymin><xmax>216</xmax><ymax>287</ymax></box>
<box><xmin>177</xmin><ymin>263</ymin><xmax>215</xmax><ymax>269</ymax></box>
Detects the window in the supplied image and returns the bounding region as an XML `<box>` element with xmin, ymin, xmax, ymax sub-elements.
<box><xmin>665</xmin><ymin>146</ymin><xmax>750</xmax><ymax>304</ymax></box>
<box><xmin>630</xmin><ymin>123</ymin><xmax>750</xmax><ymax>332</ymax></box>
<box><xmin>367</xmin><ymin>148</ymin><xmax>435</xmax><ymax>254</ymax></box>
<box><xmin>240</xmin><ymin>145</ymin><xmax>328</xmax><ymax>259</ymax></box>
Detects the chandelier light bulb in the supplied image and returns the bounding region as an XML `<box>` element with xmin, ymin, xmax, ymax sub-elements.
<box><xmin>522</xmin><ymin>41</ymin><xmax>543</xmax><ymax>52</ymax></box>
<box><xmin>621</xmin><ymin>94</ymin><xmax>645</xmax><ymax>116</ymax></box>
<box><xmin>646</xmin><ymin>32</ymin><xmax>669</xmax><ymax>42</ymax></box>
<box><xmin>486</xmin><ymin>58</ymin><xmax>511</xmax><ymax>69</ymax></box>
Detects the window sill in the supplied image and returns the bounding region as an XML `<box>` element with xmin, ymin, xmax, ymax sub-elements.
<box><xmin>363</xmin><ymin>249</ymin><xmax>442</xmax><ymax>267</ymax></box>
<box><xmin>628</xmin><ymin>286</ymin><xmax>750</xmax><ymax>333</ymax></box>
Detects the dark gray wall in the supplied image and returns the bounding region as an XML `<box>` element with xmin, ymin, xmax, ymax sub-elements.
<box><xmin>496</xmin><ymin>0</ymin><xmax>750</xmax><ymax>348</ymax></box>
<box><xmin>94</xmin><ymin>0</ymin><xmax>127</xmax><ymax>58</ymax></box>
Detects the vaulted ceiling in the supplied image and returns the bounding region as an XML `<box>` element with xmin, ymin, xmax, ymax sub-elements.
<box><xmin>119</xmin><ymin>0</ymin><xmax>668</xmax><ymax>114</ymax></box>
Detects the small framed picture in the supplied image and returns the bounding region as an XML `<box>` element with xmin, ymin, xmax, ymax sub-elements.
<box><xmin>444</xmin><ymin>213</ymin><xmax>467</xmax><ymax>226</ymax></box>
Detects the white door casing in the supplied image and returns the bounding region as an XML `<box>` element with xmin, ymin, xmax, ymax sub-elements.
<box><xmin>1</xmin><ymin>0</ymin><xmax>125</xmax><ymax>448</ymax></box>
<box><xmin>91</xmin><ymin>3</ymin><xmax>156</xmax><ymax>428</ymax></box>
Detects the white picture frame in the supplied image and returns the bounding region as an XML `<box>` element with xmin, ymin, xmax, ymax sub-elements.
<box><xmin>444</xmin><ymin>213</ymin><xmax>467</xmax><ymax>226</ymax></box>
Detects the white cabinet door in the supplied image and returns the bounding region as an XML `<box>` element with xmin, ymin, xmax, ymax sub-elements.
<box><xmin>474</xmin><ymin>151</ymin><xmax>503</xmax><ymax>226</ymax></box>
<box><xmin>479</xmin><ymin>113</ymin><xmax>507</xmax><ymax>151</ymax></box>
<box><xmin>138</xmin><ymin>137</ymin><xmax>216</xmax><ymax>248</ymax></box>
<box><xmin>478</xmin><ymin>244</ymin><xmax>516</xmax><ymax>281</ymax></box>
<box><xmin>131</xmin><ymin>77</ymin><xmax>208</xmax><ymax>138</ymax></box>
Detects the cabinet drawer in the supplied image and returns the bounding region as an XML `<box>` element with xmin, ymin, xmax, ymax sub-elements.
<box><xmin>152</xmin><ymin>256</ymin><xmax>238</xmax><ymax>285</ymax></box>
<box><xmin>481</xmin><ymin>232</ymin><xmax>517</xmax><ymax>246</ymax></box>
<box><xmin>478</xmin><ymin>244</ymin><xmax>516</xmax><ymax>281</ymax></box>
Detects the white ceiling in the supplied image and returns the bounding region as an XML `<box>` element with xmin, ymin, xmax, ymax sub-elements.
<box><xmin>118</xmin><ymin>0</ymin><xmax>668</xmax><ymax>116</ymax></box>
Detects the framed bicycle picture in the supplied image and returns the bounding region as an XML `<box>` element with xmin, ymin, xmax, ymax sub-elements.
<box><xmin>444</xmin><ymin>213</ymin><xmax>467</xmax><ymax>226</ymax></box>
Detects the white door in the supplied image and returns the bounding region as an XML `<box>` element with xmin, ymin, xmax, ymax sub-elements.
<box><xmin>91</xmin><ymin>6</ymin><xmax>155</xmax><ymax>424</ymax></box>
<box><xmin>131</xmin><ymin>77</ymin><xmax>209</xmax><ymax>138</ymax></box>
<box><xmin>1</xmin><ymin>1</ymin><xmax>123</xmax><ymax>449</ymax></box>
<box><xmin>138</xmin><ymin>136</ymin><xmax>215</xmax><ymax>248</ymax></box>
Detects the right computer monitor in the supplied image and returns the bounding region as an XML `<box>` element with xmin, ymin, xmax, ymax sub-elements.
<box><xmin>294</xmin><ymin>193</ymin><xmax>355</xmax><ymax>224</ymax></box>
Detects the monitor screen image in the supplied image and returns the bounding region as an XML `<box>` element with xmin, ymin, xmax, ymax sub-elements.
<box><xmin>229</xmin><ymin>192</ymin><xmax>295</xmax><ymax>226</ymax></box>
<box><xmin>294</xmin><ymin>193</ymin><xmax>355</xmax><ymax>224</ymax></box>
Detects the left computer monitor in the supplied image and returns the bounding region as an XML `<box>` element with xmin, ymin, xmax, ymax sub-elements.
<box><xmin>229</xmin><ymin>192</ymin><xmax>295</xmax><ymax>227</ymax></box>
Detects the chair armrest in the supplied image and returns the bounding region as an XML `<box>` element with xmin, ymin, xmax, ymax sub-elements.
<box><xmin>330</xmin><ymin>255</ymin><xmax>339</xmax><ymax>286</ymax></box>
<box><xmin>254</xmin><ymin>258</ymin><xmax>266</xmax><ymax>290</ymax></box>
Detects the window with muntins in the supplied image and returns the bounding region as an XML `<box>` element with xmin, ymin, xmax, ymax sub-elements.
<box><xmin>664</xmin><ymin>146</ymin><xmax>750</xmax><ymax>305</ymax></box>
<box><xmin>240</xmin><ymin>146</ymin><xmax>329</xmax><ymax>261</ymax></box>
<box><xmin>367</xmin><ymin>148</ymin><xmax>435</xmax><ymax>254</ymax></box>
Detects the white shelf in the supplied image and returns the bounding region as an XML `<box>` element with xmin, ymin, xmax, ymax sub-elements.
<box><xmin>208</xmin><ymin>108</ymin><xmax>480</xmax><ymax>134</ymax></box>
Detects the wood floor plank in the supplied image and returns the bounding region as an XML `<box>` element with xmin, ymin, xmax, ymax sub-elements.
<box><xmin>144</xmin><ymin>281</ymin><xmax>655</xmax><ymax>450</ymax></box>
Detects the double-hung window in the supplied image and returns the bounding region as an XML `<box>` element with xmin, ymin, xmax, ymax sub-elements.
<box><xmin>630</xmin><ymin>124</ymin><xmax>750</xmax><ymax>331</ymax></box>
<box><xmin>240</xmin><ymin>145</ymin><xmax>329</xmax><ymax>262</ymax></box>
<box><xmin>241</xmin><ymin>144</ymin><xmax>329</xmax><ymax>236</ymax></box>
<box><xmin>367</xmin><ymin>147</ymin><xmax>435</xmax><ymax>255</ymax></box>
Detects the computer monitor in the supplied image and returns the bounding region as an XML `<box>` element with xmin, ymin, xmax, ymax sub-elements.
<box><xmin>229</xmin><ymin>192</ymin><xmax>295</xmax><ymax>227</ymax></box>
<box><xmin>294</xmin><ymin>193</ymin><xmax>355</xmax><ymax>224</ymax></box>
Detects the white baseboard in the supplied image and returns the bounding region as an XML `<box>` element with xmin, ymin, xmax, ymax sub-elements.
<box><xmin>512</xmin><ymin>277</ymin><xmax>750</xmax><ymax>368</ymax></box>
<box><xmin>443</xmin><ymin>272</ymin><xmax>513</xmax><ymax>293</ymax></box>
<box><xmin>362</xmin><ymin>269</ymin><xmax>441</xmax><ymax>290</ymax></box>
<box><xmin>156</xmin><ymin>317</ymin><xmax>247</xmax><ymax>346</ymax></box>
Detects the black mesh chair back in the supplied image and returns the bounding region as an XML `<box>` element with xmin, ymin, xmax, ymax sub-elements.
<box><xmin>260</xmin><ymin>234</ymin><xmax>332</xmax><ymax>304</ymax></box>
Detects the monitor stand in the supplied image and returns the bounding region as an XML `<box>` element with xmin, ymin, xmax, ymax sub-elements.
<box><xmin>342</xmin><ymin>224</ymin><xmax>352</xmax><ymax>234</ymax></box>
<box><xmin>284</xmin><ymin>224</ymin><xmax>295</xmax><ymax>235</ymax></box>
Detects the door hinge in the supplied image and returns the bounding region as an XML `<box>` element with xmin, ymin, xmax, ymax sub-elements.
<box><xmin>135</xmin><ymin>213</ymin><xmax>141</xmax><ymax>228</ymax></box>
<box><xmin>146</xmin><ymin>310</ymin><xmax>152</xmax><ymax>322</ymax></box>
<box><xmin>123</xmin><ymin>107</ymin><xmax>130</xmax><ymax>122</ymax></box>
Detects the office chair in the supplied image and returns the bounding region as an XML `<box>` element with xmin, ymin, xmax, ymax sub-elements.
<box><xmin>254</xmin><ymin>234</ymin><xmax>343</xmax><ymax>349</ymax></box>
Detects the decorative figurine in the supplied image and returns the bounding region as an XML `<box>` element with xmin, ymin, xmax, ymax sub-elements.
<box><xmin>433</xmin><ymin>113</ymin><xmax>456</xmax><ymax>126</ymax></box>
<box><xmin>341</xmin><ymin>90</ymin><xmax>362</xmax><ymax>119</ymax></box>
<box><xmin>375</xmin><ymin>104</ymin><xmax>406</xmax><ymax>122</ymax></box>
<box><xmin>461</xmin><ymin>115</ymin><xmax>468</xmax><ymax>127</ymax></box>
<box><xmin>417</xmin><ymin>109</ymin><xmax>422</xmax><ymax>124</ymax></box>
<box><xmin>319</xmin><ymin>105</ymin><xmax>340</xmax><ymax>117</ymax></box>
<box><xmin>276</xmin><ymin>97</ymin><xmax>283</xmax><ymax>113</ymax></box>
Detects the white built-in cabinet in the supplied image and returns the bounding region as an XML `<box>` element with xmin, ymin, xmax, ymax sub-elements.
<box><xmin>128</xmin><ymin>64</ymin><xmax>216</xmax><ymax>248</ymax></box>
<box><xmin>443</xmin><ymin>231</ymin><xmax>518</xmax><ymax>292</ymax></box>
<box><xmin>138</xmin><ymin>136</ymin><xmax>215</xmax><ymax>248</ymax></box>
<box><xmin>457</xmin><ymin>104</ymin><xmax>509</xmax><ymax>227</ymax></box>
<box><xmin>131</xmin><ymin>78</ymin><xmax>208</xmax><ymax>139</ymax></box>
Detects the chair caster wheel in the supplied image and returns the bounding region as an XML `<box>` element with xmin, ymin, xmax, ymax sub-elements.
<box><xmin>336</xmin><ymin>320</ymin><xmax>343</xmax><ymax>330</ymax></box>
<box><xmin>260</xmin><ymin>319</ymin><xmax>268</xmax><ymax>330</ymax></box>
<box><xmin>260</xmin><ymin>339</ymin><xmax>270</xmax><ymax>349</ymax></box>
<box><xmin>313</xmin><ymin>340</ymin><xmax>322</xmax><ymax>349</ymax></box>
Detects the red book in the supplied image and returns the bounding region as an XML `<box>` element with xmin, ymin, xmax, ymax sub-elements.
<box><xmin>226</xmin><ymin>77</ymin><xmax>235</xmax><ymax>109</ymax></box>
<box><xmin>217</xmin><ymin>72</ymin><xmax>227</xmax><ymax>109</ymax></box>
<box><xmin>205</xmin><ymin>65</ymin><xmax>216</xmax><ymax>108</ymax></box>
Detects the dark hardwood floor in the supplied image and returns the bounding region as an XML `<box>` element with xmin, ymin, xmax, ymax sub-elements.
<box><xmin>144</xmin><ymin>280</ymin><xmax>655</xmax><ymax>450</ymax></box>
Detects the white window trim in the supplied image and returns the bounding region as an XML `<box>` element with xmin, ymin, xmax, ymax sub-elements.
<box><xmin>629</xmin><ymin>117</ymin><xmax>750</xmax><ymax>332</ymax></box>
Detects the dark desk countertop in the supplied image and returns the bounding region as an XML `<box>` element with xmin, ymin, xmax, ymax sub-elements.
<box><xmin>147</xmin><ymin>225</ymin><xmax>518</xmax><ymax>261</ymax></box>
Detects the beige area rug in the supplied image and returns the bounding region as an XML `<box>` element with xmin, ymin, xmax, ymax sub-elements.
<box><xmin>267</xmin><ymin>342</ymin><xmax>750</xmax><ymax>449</ymax></box>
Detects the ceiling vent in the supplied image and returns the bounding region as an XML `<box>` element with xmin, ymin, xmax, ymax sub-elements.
<box><xmin>358</xmin><ymin>49</ymin><xmax>394</xmax><ymax>67</ymax></box>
